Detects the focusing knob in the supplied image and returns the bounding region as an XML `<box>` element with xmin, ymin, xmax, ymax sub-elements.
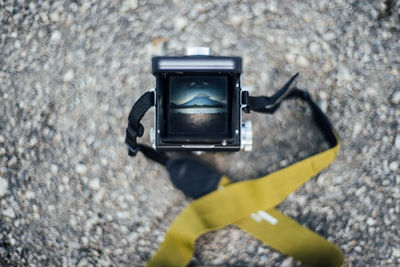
<box><xmin>186</xmin><ymin>47</ymin><xmax>211</xmax><ymax>56</ymax></box>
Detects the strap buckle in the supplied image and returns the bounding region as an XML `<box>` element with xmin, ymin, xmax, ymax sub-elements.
<box><xmin>125</xmin><ymin>123</ymin><xmax>144</xmax><ymax>156</ymax></box>
<box><xmin>126</xmin><ymin>141</ymin><xmax>139</xmax><ymax>156</ymax></box>
<box><xmin>241</xmin><ymin>91</ymin><xmax>251</xmax><ymax>113</ymax></box>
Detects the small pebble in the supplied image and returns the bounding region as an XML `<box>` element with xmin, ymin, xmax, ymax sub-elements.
<box><xmin>75</xmin><ymin>164</ymin><xmax>87</xmax><ymax>175</ymax></box>
<box><xmin>50</xmin><ymin>11</ymin><xmax>61</xmax><ymax>22</ymax></box>
<box><xmin>50</xmin><ymin>30</ymin><xmax>62</xmax><ymax>43</ymax></box>
<box><xmin>296</xmin><ymin>55</ymin><xmax>310</xmax><ymax>67</ymax></box>
<box><xmin>14</xmin><ymin>40</ymin><xmax>21</xmax><ymax>49</ymax></box>
<box><xmin>353</xmin><ymin>122</ymin><xmax>362</xmax><ymax>137</ymax></box>
<box><xmin>285</xmin><ymin>53</ymin><xmax>296</xmax><ymax>64</ymax></box>
<box><xmin>391</xmin><ymin>90</ymin><xmax>400</xmax><ymax>105</ymax></box>
<box><xmin>174</xmin><ymin>17</ymin><xmax>187</xmax><ymax>31</ymax></box>
<box><xmin>337</xmin><ymin>65</ymin><xmax>353</xmax><ymax>81</ymax></box>
<box><xmin>366</xmin><ymin>217</ymin><xmax>375</xmax><ymax>226</ymax></box>
<box><xmin>29</xmin><ymin>137</ymin><xmax>38</xmax><ymax>147</ymax></box>
<box><xmin>3</xmin><ymin>207</ymin><xmax>15</xmax><ymax>218</ymax></box>
<box><xmin>309</xmin><ymin>42</ymin><xmax>320</xmax><ymax>54</ymax></box>
<box><xmin>63</xmin><ymin>69</ymin><xmax>74</xmax><ymax>82</ymax></box>
<box><xmin>7</xmin><ymin>156</ymin><xmax>18</xmax><ymax>167</ymax></box>
<box><xmin>0</xmin><ymin>177</ymin><xmax>8</xmax><ymax>197</ymax></box>
<box><xmin>393</xmin><ymin>248</ymin><xmax>400</xmax><ymax>258</ymax></box>
<box><xmin>93</xmin><ymin>188</ymin><xmax>105</xmax><ymax>203</ymax></box>
<box><xmin>229</xmin><ymin>15</ymin><xmax>243</xmax><ymax>26</ymax></box>
<box><xmin>77</xmin><ymin>257</ymin><xmax>89</xmax><ymax>267</ymax></box>
<box><xmin>322</xmin><ymin>31</ymin><xmax>336</xmax><ymax>41</ymax></box>
<box><xmin>89</xmin><ymin>178</ymin><xmax>101</xmax><ymax>190</ymax></box>
<box><xmin>395</xmin><ymin>135</ymin><xmax>400</xmax><ymax>150</ymax></box>
<box><xmin>122</xmin><ymin>0</ymin><xmax>138</xmax><ymax>11</ymax></box>
<box><xmin>280</xmin><ymin>257</ymin><xmax>293</xmax><ymax>267</ymax></box>
<box><xmin>389</xmin><ymin>162</ymin><xmax>399</xmax><ymax>172</ymax></box>
<box><xmin>319</xmin><ymin>100</ymin><xmax>328</xmax><ymax>113</ymax></box>
<box><xmin>50</xmin><ymin>164</ymin><xmax>59</xmax><ymax>174</ymax></box>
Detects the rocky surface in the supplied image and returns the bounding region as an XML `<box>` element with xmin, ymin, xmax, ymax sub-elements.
<box><xmin>1</xmin><ymin>0</ymin><xmax>399</xmax><ymax>266</ymax></box>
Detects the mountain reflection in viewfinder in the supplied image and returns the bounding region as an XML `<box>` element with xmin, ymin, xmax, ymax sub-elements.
<box><xmin>168</xmin><ymin>76</ymin><xmax>228</xmax><ymax>135</ymax></box>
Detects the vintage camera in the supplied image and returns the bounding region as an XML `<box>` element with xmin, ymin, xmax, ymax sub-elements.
<box><xmin>150</xmin><ymin>47</ymin><xmax>252</xmax><ymax>151</ymax></box>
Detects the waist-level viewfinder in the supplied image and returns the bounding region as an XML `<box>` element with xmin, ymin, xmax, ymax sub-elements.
<box><xmin>151</xmin><ymin>47</ymin><xmax>250</xmax><ymax>151</ymax></box>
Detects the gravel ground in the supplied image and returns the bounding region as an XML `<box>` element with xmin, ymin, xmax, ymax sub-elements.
<box><xmin>1</xmin><ymin>0</ymin><xmax>400</xmax><ymax>266</ymax></box>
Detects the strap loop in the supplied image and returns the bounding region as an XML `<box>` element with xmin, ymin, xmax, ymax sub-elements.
<box><xmin>243</xmin><ymin>72</ymin><xmax>299</xmax><ymax>114</ymax></box>
<box><xmin>125</xmin><ymin>91</ymin><xmax>154</xmax><ymax>157</ymax></box>
<box><xmin>126</xmin><ymin>122</ymin><xmax>144</xmax><ymax>138</ymax></box>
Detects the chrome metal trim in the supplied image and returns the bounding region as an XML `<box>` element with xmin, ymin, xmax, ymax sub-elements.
<box><xmin>182</xmin><ymin>145</ymin><xmax>216</xmax><ymax>149</ymax></box>
<box><xmin>158</xmin><ymin>59</ymin><xmax>235</xmax><ymax>70</ymax></box>
<box><xmin>186</xmin><ymin>47</ymin><xmax>211</xmax><ymax>56</ymax></box>
<box><xmin>150</xmin><ymin>88</ymin><xmax>156</xmax><ymax>148</ymax></box>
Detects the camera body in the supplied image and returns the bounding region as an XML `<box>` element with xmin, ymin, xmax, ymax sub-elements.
<box><xmin>151</xmin><ymin>48</ymin><xmax>251</xmax><ymax>151</ymax></box>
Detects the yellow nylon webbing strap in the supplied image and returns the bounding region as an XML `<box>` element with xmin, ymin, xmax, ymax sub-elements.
<box><xmin>236</xmin><ymin>208</ymin><xmax>343</xmax><ymax>267</ymax></box>
<box><xmin>147</xmin><ymin>137</ymin><xmax>342</xmax><ymax>267</ymax></box>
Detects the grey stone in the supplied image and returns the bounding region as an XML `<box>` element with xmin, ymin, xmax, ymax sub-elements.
<box><xmin>280</xmin><ymin>257</ymin><xmax>293</xmax><ymax>267</ymax></box>
<box><xmin>3</xmin><ymin>207</ymin><xmax>15</xmax><ymax>218</ymax></box>
<box><xmin>337</xmin><ymin>65</ymin><xmax>353</xmax><ymax>81</ymax></box>
<box><xmin>296</xmin><ymin>55</ymin><xmax>310</xmax><ymax>67</ymax></box>
<box><xmin>389</xmin><ymin>161</ymin><xmax>399</xmax><ymax>172</ymax></box>
<box><xmin>229</xmin><ymin>15</ymin><xmax>243</xmax><ymax>26</ymax></box>
<box><xmin>88</xmin><ymin>178</ymin><xmax>101</xmax><ymax>190</ymax></box>
<box><xmin>174</xmin><ymin>17</ymin><xmax>187</xmax><ymax>32</ymax></box>
<box><xmin>121</xmin><ymin>0</ymin><xmax>138</xmax><ymax>12</ymax></box>
<box><xmin>7</xmin><ymin>156</ymin><xmax>17</xmax><ymax>167</ymax></box>
<box><xmin>75</xmin><ymin>164</ymin><xmax>87</xmax><ymax>175</ymax></box>
<box><xmin>322</xmin><ymin>31</ymin><xmax>336</xmax><ymax>41</ymax></box>
<box><xmin>63</xmin><ymin>69</ymin><xmax>74</xmax><ymax>82</ymax></box>
<box><xmin>50</xmin><ymin>30</ymin><xmax>62</xmax><ymax>43</ymax></box>
<box><xmin>0</xmin><ymin>177</ymin><xmax>8</xmax><ymax>197</ymax></box>
<box><xmin>309</xmin><ymin>42</ymin><xmax>320</xmax><ymax>54</ymax></box>
<box><xmin>391</xmin><ymin>91</ymin><xmax>400</xmax><ymax>105</ymax></box>
<box><xmin>393</xmin><ymin>248</ymin><xmax>400</xmax><ymax>258</ymax></box>
<box><xmin>396</xmin><ymin>135</ymin><xmax>400</xmax><ymax>150</ymax></box>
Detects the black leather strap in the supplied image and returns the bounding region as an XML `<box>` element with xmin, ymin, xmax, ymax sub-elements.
<box><xmin>286</xmin><ymin>88</ymin><xmax>337</xmax><ymax>147</ymax></box>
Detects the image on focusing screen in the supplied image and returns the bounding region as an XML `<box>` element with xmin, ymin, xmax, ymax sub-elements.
<box><xmin>169</xmin><ymin>76</ymin><xmax>228</xmax><ymax>134</ymax></box>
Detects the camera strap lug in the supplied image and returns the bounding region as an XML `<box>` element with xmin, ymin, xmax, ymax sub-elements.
<box><xmin>241</xmin><ymin>90</ymin><xmax>251</xmax><ymax>113</ymax></box>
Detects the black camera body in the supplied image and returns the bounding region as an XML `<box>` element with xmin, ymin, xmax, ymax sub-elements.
<box><xmin>151</xmin><ymin>48</ymin><xmax>249</xmax><ymax>151</ymax></box>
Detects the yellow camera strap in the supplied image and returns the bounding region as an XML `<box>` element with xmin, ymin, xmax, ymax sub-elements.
<box><xmin>147</xmin><ymin>134</ymin><xmax>343</xmax><ymax>267</ymax></box>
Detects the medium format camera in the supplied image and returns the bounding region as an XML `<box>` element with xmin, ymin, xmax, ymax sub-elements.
<box><xmin>150</xmin><ymin>47</ymin><xmax>252</xmax><ymax>151</ymax></box>
<box><xmin>125</xmin><ymin>47</ymin><xmax>335</xmax><ymax>200</ymax></box>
